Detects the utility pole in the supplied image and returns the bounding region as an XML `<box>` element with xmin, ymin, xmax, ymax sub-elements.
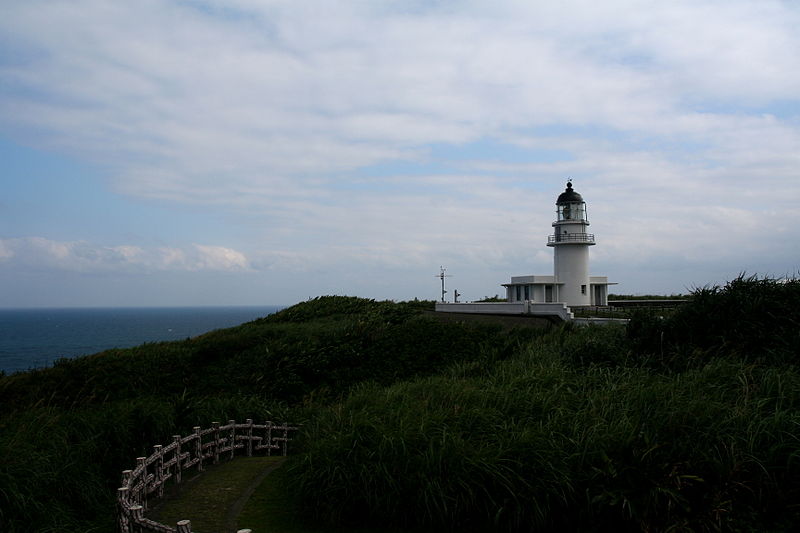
<box><xmin>435</xmin><ymin>266</ymin><xmax>452</xmax><ymax>302</ymax></box>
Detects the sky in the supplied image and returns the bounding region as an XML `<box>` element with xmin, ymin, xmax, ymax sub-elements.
<box><xmin>1</xmin><ymin>0</ymin><xmax>799</xmax><ymax>308</ymax></box>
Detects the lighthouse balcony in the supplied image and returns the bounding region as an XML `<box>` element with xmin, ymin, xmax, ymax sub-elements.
<box><xmin>547</xmin><ymin>233</ymin><xmax>595</xmax><ymax>245</ymax></box>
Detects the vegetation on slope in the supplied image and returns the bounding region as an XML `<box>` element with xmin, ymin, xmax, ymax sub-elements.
<box><xmin>1</xmin><ymin>276</ymin><xmax>799</xmax><ymax>532</ymax></box>
<box><xmin>628</xmin><ymin>274</ymin><xmax>800</xmax><ymax>366</ymax></box>
<box><xmin>0</xmin><ymin>296</ymin><xmax>539</xmax><ymax>532</ymax></box>
<box><xmin>290</xmin><ymin>338</ymin><xmax>800</xmax><ymax>531</ymax></box>
<box><xmin>286</xmin><ymin>276</ymin><xmax>800</xmax><ymax>532</ymax></box>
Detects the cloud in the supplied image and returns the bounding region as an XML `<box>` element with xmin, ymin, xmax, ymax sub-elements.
<box><xmin>0</xmin><ymin>238</ymin><xmax>251</xmax><ymax>273</ymax></box>
<box><xmin>3</xmin><ymin>1</ymin><xmax>798</xmax><ymax>199</ymax></box>
<box><xmin>192</xmin><ymin>245</ymin><xmax>250</xmax><ymax>271</ymax></box>
<box><xmin>0</xmin><ymin>240</ymin><xmax>14</xmax><ymax>261</ymax></box>
<box><xmin>0</xmin><ymin>0</ymin><xmax>798</xmax><ymax>300</ymax></box>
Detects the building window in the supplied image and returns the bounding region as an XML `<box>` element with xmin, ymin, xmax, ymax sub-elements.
<box><xmin>524</xmin><ymin>285</ymin><xmax>530</xmax><ymax>300</ymax></box>
<box><xmin>516</xmin><ymin>286</ymin><xmax>522</xmax><ymax>301</ymax></box>
<box><xmin>581</xmin><ymin>285</ymin><xmax>586</xmax><ymax>295</ymax></box>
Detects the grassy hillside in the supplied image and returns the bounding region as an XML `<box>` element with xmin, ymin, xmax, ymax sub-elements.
<box><xmin>2</xmin><ymin>276</ymin><xmax>799</xmax><ymax>532</ymax></box>
<box><xmin>0</xmin><ymin>296</ymin><xmax>541</xmax><ymax>532</ymax></box>
<box><xmin>283</xmin><ymin>276</ymin><xmax>800</xmax><ymax>532</ymax></box>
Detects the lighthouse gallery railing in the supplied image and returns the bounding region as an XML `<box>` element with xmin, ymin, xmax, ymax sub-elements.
<box><xmin>548</xmin><ymin>233</ymin><xmax>595</xmax><ymax>244</ymax></box>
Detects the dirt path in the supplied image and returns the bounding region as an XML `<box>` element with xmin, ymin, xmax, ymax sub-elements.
<box><xmin>224</xmin><ymin>458</ymin><xmax>285</xmax><ymax>532</ymax></box>
<box><xmin>148</xmin><ymin>456</ymin><xmax>286</xmax><ymax>533</ymax></box>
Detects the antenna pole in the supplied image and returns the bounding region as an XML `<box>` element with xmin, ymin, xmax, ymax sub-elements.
<box><xmin>435</xmin><ymin>266</ymin><xmax>453</xmax><ymax>303</ymax></box>
<box><xmin>440</xmin><ymin>266</ymin><xmax>446</xmax><ymax>302</ymax></box>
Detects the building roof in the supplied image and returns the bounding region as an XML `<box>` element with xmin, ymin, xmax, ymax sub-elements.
<box><xmin>502</xmin><ymin>282</ymin><xmax>564</xmax><ymax>287</ymax></box>
<box><xmin>556</xmin><ymin>181</ymin><xmax>584</xmax><ymax>204</ymax></box>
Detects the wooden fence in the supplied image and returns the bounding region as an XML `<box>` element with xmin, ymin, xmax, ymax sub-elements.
<box><xmin>117</xmin><ymin>419</ymin><xmax>299</xmax><ymax>533</ymax></box>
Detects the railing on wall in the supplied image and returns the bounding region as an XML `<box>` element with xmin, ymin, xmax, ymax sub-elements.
<box><xmin>571</xmin><ymin>303</ymin><xmax>684</xmax><ymax>318</ymax></box>
<box><xmin>117</xmin><ymin>419</ymin><xmax>299</xmax><ymax>533</ymax></box>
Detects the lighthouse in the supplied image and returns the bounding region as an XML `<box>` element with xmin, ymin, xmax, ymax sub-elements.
<box><xmin>502</xmin><ymin>181</ymin><xmax>612</xmax><ymax>308</ymax></box>
<box><xmin>549</xmin><ymin>181</ymin><xmax>594</xmax><ymax>306</ymax></box>
<box><xmin>434</xmin><ymin>180</ymin><xmax>615</xmax><ymax>319</ymax></box>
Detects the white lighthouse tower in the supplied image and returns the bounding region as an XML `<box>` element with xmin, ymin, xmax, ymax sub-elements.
<box><xmin>502</xmin><ymin>181</ymin><xmax>612</xmax><ymax>308</ymax></box>
<box><xmin>549</xmin><ymin>181</ymin><xmax>594</xmax><ymax>306</ymax></box>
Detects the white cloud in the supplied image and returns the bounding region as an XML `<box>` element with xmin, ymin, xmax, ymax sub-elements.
<box><xmin>3</xmin><ymin>0</ymin><xmax>797</xmax><ymax>194</ymax></box>
<box><xmin>192</xmin><ymin>245</ymin><xmax>250</xmax><ymax>271</ymax></box>
<box><xmin>0</xmin><ymin>0</ymin><xmax>799</xmax><ymax>301</ymax></box>
<box><xmin>0</xmin><ymin>240</ymin><xmax>14</xmax><ymax>261</ymax></box>
<box><xmin>0</xmin><ymin>238</ymin><xmax>250</xmax><ymax>273</ymax></box>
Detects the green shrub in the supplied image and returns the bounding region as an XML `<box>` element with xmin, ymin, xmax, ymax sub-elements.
<box><xmin>628</xmin><ymin>274</ymin><xmax>800</xmax><ymax>365</ymax></box>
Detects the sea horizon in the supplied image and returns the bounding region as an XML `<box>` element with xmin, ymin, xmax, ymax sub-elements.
<box><xmin>0</xmin><ymin>303</ymin><xmax>291</xmax><ymax>310</ymax></box>
<box><xmin>0</xmin><ymin>305</ymin><xmax>283</xmax><ymax>375</ymax></box>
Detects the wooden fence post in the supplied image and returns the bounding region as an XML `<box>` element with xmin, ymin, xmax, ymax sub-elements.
<box><xmin>136</xmin><ymin>457</ymin><xmax>147</xmax><ymax>509</ymax></box>
<box><xmin>194</xmin><ymin>426</ymin><xmax>203</xmax><ymax>473</ymax></box>
<box><xmin>266</xmin><ymin>420</ymin><xmax>273</xmax><ymax>456</ymax></box>
<box><xmin>130</xmin><ymin>505</ymin><xmax>144</xmax><ymax>530</ymax></box>
<box><xmin>117</xmin><ymin>487</ymin><xmax>130</xmax><ymax>533</ymax></box>
<box><xmin>228</xmin><ymin>419</ymin><xmax>236</xmax><ymax>460</ymax></box>
<box><xmin>246</xmin><ymin>418</ymin><xmax>253</xmax><ymax>457</ymax></box>
<box><xmin>212</xmin><ymin>421</ymin><xmax>221</xmax><ymax>464</ymax></box>
<box><xmin>176</xmin><ymin>519</ymin><xmax>192</xmax><ymax>532</ymax></box>
<box><xmin>153</xmin><ymin>444</ymin><xmax>164</xmax><ymax>498</ymax></box>
<box><xmin>173</xmin><ymin>435</ymin><xmax>183</xmax><ymax>484</ymax></box>
<box><xmin>282</xmin><ymin>422</ymin><xmax>289</xmax><ymax>456</ymax></box>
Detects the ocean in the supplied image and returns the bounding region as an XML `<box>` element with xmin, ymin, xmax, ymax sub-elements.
<box><xmin>0</xmin><ymin>306</ymin><xmax>282</xmax><ymax>375</ymax></box>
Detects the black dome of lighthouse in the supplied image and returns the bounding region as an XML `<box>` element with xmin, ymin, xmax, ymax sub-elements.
<box><xmin>556</xmin><ymin>181</ymin><xmax>584</xmax><ymax>204</ymax></box>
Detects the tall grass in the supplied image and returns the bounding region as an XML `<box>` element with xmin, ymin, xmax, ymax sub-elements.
<box><xmin>288</xmin><ymin>334</ymin><xmax>800</xmax><ymax>531</ymax></box>
<box><xmin>627</xmin><ymin>274</ymin><xmax>800</xmax><ymax>366</ymax></box>
<box><xmin>285</xmin><ymin>277</ymin><xmax>800</xmax><ymax>531</ymax></box>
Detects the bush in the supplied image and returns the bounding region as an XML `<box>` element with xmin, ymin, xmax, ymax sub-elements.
<box><xmin>627</xmin><ymin>274</ymin><xmax>800</xmax><ymax>365</ymax></box>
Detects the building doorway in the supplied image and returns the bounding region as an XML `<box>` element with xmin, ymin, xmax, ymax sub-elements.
<box><xmin>593</xmin><ymin>285</ymin><xmax>605</xmax><ymax>305</ymax></box>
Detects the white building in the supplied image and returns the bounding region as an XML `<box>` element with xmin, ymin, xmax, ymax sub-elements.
<box><xmin>503</xmin><ymin>181</ymin><xmax>613</xmax><ymax>307</ymax></box>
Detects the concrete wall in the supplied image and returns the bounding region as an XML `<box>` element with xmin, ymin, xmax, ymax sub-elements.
<box><xmin>436</xmin><ymin>302</ymin><xmax>526</xmax><ymax>314</ymax></box>
<box><xmin>532</xmin><ymin>284</ymin><xmax>545</xmax><ymax>302</ymax></box>
<box><xmin>528</xmin><ymin>302</ymin><xmax>573</xmax><ymax>320</ymax></box>
<box><xmin>510</xmin><ymin>275</ymin><xmax>555</xmax><ymax>284</ymax></box>
<box><xmin>435</xmin><ymin>301</ymin><xmax>574</xmax><ymax>321</ymax></box>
